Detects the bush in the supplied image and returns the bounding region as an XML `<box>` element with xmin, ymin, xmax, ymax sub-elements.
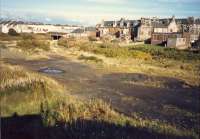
<box><xmin>58</xmin><ymin>38</ymin><xmax>69</xmax><ymax>48</ymax></box>
<box><xmin>131</xmin><ymin>50</ymin><xmax>152</xmax><ymax>60</ymax></box>
<box><xmin>8</xmin><ymin>28</ymin><xmax>19</xmax><ymax>36</ymax></box>
<box><xmin>79</xmin><ymin>43</ymin><xmax>152</xmax><ymax>60</ymax></box>
<box><xmin>88</xmin><ymin>36</ymin><xmax>97</xmax><ymax>42</ymax></box>
<box><xmin>58</xmin><ymin>38</ymin><xmax>77</xmax><ymax>48</ymax></box>
<box><xmin>0</xmin><ymin>33</ymin><xmax>21</xmax><ymax>41</ymax></box>
<box><xmin>130</xmin><ymin>45</ymin><xmax>200</xmax><ymax>61</ymax></box>
<box><xmin>17</xmin><ymin>36</ymin><xmax>50</xmax><ymax>51</ymax></box>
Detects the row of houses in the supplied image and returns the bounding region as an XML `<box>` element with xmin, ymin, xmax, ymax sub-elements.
<box><xmin>96</xmin><ymin>16</ymin><xmax>200</xmax><ymax>49</ymax></box>
<box><xmin>0</xmin><ymin>19</ymin><xmax>99</xmax><ymax>40</ymax></box>
<box><xmin>0</xmin><ymin>20</ymin><xmax>82</xmax><ymax>34</ymax></box>
<box><xmin>1</xmin><ymin>17</ymin><xmax>200</xmax><ymax>49</ymax></box>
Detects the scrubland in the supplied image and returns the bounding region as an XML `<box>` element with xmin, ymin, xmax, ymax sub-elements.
<box><xmin>1</xmin><ymin>34</ymin><xmax>200</xmax><ymax>139</ymax></box>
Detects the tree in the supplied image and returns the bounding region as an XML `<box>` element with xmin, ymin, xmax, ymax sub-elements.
<box><xmin>8</xmin><ymin>28</ymin><xmax>19</xmax><ymax>36</ymax></box>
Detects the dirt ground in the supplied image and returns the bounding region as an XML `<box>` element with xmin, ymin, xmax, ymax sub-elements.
<box><xmin>1</xmin><ymin>47</ymin><xmax>200</xmax><ymax>131</ymax></box>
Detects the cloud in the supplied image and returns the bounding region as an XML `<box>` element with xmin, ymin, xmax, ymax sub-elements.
<box><xmin>84</xmin><ymin>0</ymin><xmax>127</xmax><ymax>4</ymax></box>
<box><xmin>2</xmin><ymin>0</ymin><xmax>199</xmax><ymax>25</ymax></box>
<box><xmin>45</xmin><ymin>18</ymin><xmax>51</xmax><ymax>22</ymax></box>
<box><xmin>156</xmin><ymin>0</ymin><xmax>200</xmax><ymax>3</ymax></box>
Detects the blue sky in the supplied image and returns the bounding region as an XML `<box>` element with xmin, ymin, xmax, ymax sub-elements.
<box><xmin>1</xmin><ymin>0</ymin><xmax>200</xmax><ymax>25</ymax></box>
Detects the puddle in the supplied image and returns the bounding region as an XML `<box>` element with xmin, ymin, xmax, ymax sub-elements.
<box><xmin>39</xmin><ymin>67</ymin><xmax>65</xmax><ymax>74</ymax></box>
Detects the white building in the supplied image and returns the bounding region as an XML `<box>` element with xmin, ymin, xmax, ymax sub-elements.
<box><xmin>0</xmin><ymin>20</ymin><xmax>80</xmax><ymax>34</ymax></box>
<box><xmin>153</xmin><ymin>16</ymin><xmax>178</xmax><ymax>33</ymax></box>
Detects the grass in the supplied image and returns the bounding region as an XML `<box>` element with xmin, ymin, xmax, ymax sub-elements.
<box><xmin>78</xmin><ymin>55</ymin><xmax>103</xmax><ymax>63</ymax></box>
<box><xmin>1</xmin><ymin>39</ymin><xmax>200</xmax><ymax>138</ymax></box>
<box><xmin>72</xmin><ymin>41</ymin><xmax>200</xmax><ymax>87</ymax></box>
<box><xmin>77</xmin><ymin>42</ymin><xmax>153</xmax><ymax>60</ymax></box>
<box><xmin>0</xmin><ymin>63</ymin><xmax>199</xmax><ymax>139</ymax></box>
<box><xmin>58</xmin><ymin>37</ymin><xmax>76</xmax><ymax>48</ymax></box>
<box><xmin>129</xmin><ymin>44</ymin><xmax>200</xmax><ymax>61</ymax></box>
<box><xmin>0</xmin><ymin>63</ymin><xmax>64</xmax><ymax>116</ymax></box>
<box><xmin>17</xmin><ymin>35</ymin><xmax>50</xmax><ymax>51</ymax></box>
<box><xmin>0</xmin><ymin>33</ymin><xmax>22</xmax><ymax>41</ymax></box>
<box><xmin>0</xmin><ymin>33</ymin><xmax>51</xmax><ymax>52</ymax></box>
<box><xmin>78</xmin><ymin>42</ymin><xmax>200</xmax><ymax>61</ymax></box>
<box><xmin>0</xmin><ymin>43</ymin><xmax>7</xmax><ymax>49</ymax></box>
<box><xmin>0</xmin><ymin>33</ymin><xmax>51</xmax><ymax>41</ymax></box>
<box><xmin>41</xmin><ymin>98</ymin><xmax>199</xmax><ymax>139</ymax></box>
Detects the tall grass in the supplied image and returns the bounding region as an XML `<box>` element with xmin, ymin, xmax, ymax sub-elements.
<box><xmin>130</xmin><ymin>45</ymin><xmax>200</xmax><ymax>61</ymax></box>
<box><xmin>69</xmin><ymin>40</ymin><xmax>200</xmax><ymax>61</ymax></box>
<box><xmin>78</xmin><ymin>42</ymin><xmax>152</xmax><ymax>60</ymax></box>
<box><xmin>41</xmin><ymin>98</ymin><xmax>199</xmax><ymax>139</ymax></box>
<box><xmin>17</xmin><ymin>35</ymin><xmax>50</xmax><ymax>51</ymax></box>
<box><xmin>0</xmin><ymin>33</ymin><xmax>22</xmax><ymax>41</ymax></box>
<box><xmin>58</xmin><ymin>37</ymin><xmax>76</xmax><ymax>48</ymax></box>
<box><xmin>0</xmin><ymin>63</ymin><xmax>64</xmax><ymax>116</ymax></box>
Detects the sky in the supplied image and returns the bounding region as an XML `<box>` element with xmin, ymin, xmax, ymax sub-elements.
<box><xmin>1</xmin><ymin>0</ymin><xmax>200</xmax><ymax>25</ymax></box>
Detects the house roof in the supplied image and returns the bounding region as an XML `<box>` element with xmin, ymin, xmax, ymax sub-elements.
<box><xmin>176</xmin><ymin>19</ymin><xmax>188</xmax><ymax>24</ymax></box>
<box><xmin>152</xmin><ymin>22</ymin><xmax>168</xmax><ymax>28</ymax></box>
<box><xmin>103</xmin><ymin>19</ymin><xmax>139</xmax><ymax>27</ymax></box>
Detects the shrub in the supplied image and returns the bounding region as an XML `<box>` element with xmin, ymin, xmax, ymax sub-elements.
<box><xmin>0</xmin><ymin>33</ymin><xmax>21</xmax><ymax>41</ymax></box>
<box><xmin>8</xmin><ymin>28</ymin><xmax>19</xmax><ymax>36</ymax></box>
<box><xmin>58</xmin><ymin>38</ymin><xmax>77</xmax><ymax>48</ymax></box>
<box><xmin>17</xmin><ymin>36</ymin><xmax>50</xmax><ymax>51</ymax></box>
<box><xmin>130</xmin><ymin>45</ymin><xmax>200</xmax><ymax>61</ymax></box>
<box><xmin>0</xmin><ymin>44</ymin><xmax>7</xmax><ymax>49</ymax></box>
<box><xmin>58</xmin><ymin>38</ymin><xmax>69</xmax><ymax>48</ymax></box>
<box><xmin>131</xmin><ymin>50</ymin><xmax>152</xmax><ymax>60</ymax></box>
<box><xmin>78</xmin><ymin>43</ymin><xmax>153</xmax><ymax>60</ymax></box>
<box><xmin>88</xmin><ymin>36</ymin><xmax>97</xmax><ymax>42</ymax></box>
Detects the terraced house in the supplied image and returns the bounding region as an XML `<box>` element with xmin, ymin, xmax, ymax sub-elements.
<box><xmin>151</xmin><ymin>16</ymin><xmax>200</xmax><ymax>49</ymax></box>
<box><xmin>96</xmin><ymin>18</ymin><xmax>140</xmax><ymax>42</ymax></box>
<box><xmin>96</xmin><ymin>16</ymin><xmax>200</xmax><ymax>49</ymax></box>
<box><xmin>96</xmin><ymin>16</ymin><xmax>183</xmax><ymax>43</ymax></box>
